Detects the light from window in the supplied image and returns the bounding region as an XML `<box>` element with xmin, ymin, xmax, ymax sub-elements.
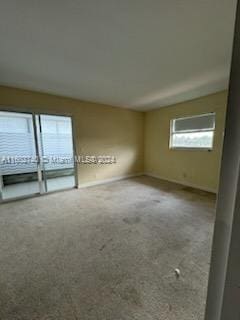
<box><xmin>0</xmin><ymin>112</ymin><xmax>30</xmax><ymax>133</ymax></box>
<box><xmin>170</xmin><ymin>113</ymin><xmax>215</xmax><ymax>149</ymax></box>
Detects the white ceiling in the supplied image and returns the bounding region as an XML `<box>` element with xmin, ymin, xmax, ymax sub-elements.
<box><xmin>0</xmin><ymin>0</ymin><xmax>237</xmax><ymax>111</ymax></box>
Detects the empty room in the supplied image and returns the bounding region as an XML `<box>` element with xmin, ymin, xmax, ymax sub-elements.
<box><xmin>0</xmin><ymin>1</ymin><xmax>239</xmax><ymax>320</ymax></box>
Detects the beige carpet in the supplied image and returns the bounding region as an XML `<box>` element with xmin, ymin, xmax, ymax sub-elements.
<box><xmin>0</xmin><ymin>176</ymin><xmax>216</xmax><ymax>320</ymax></box>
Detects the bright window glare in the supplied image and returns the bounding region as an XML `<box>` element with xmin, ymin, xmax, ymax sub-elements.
<box><xmin>171</xmin><ymin>131</ymin><xmax>214</xmax><ymax>149</ymax></box>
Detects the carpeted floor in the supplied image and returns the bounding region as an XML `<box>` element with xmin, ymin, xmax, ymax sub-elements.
<box><xmin>0</xmin><ymin>176</ymin><xmax>216</xmax><ymax>320</ymax></box>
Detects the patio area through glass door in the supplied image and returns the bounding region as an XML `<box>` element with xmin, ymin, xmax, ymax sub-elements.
<box><xmin>0</xmin><ymin>111</ymin><xmax>76</xmax><ymax>202</ymax></box>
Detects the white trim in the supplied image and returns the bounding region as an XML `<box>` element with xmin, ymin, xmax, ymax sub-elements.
<box><xmin>78</xmin><ymin>173</ymin><xmax>144</xmax><ymax>189</ymax></box>
<box><xmin>77</xmin><ymin>171</ymin><xmax>217</xmax><ymax>194</ymax></box>
<box><xmin>170</xmin><ymin>147</ymin><xmax>213</xmax><ymax>151</ymax></box>
<box><xmin>144</xmin><ymin>172</ymin><xmax>217</xmax><ymax>194</ymax></box>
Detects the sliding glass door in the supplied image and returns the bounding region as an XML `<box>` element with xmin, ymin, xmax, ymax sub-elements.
<box><xmin>0</xmin><ymin>111</ymin><xmax>76</xmax><ymax>202</ymax></box>
<box><xmin>0</xmin><ymin>111</ymin><xmax>40</xmax><ymax>200</ymax></box>
<box><xmin>38</xmin><ymin>115</ymin><xmax>76</xmax><ymax>192</ymax></box>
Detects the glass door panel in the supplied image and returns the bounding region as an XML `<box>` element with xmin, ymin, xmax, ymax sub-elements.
<box><xmin>0</xmin><ymin>111</ymin><xmax>40</xmax><ymax>200</ymax></box>
<box><xmin>38</xmin><ymin>115</ymin><xmax>76</xmax><ymax>192</ymax></box>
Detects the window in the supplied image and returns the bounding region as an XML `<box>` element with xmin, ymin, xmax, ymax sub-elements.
<box><xmin>41</xmin><ymin>116</ymin><xmax>72</xmax><ymax>134</ymax></box>
<box><xmin>170</xmin><ymin>113</ymin><xmax>215</xmax><ymax>149</ymax></box>
<box><xmin>0</xmin><ymin>112</ymin><xmax>30</xmax><ymax>133</ymax></box>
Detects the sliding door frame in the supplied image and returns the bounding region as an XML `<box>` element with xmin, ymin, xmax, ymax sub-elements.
<box><xmin>0</xmin><ymin>107</ymin><xmax>78</xmax><ymax>203</ymax></box>
<box><xmin>36</xmin><ymin>114</ymin><xmax>48</xmax><ymax>193</ymax></box>
<box><xmin>71</xmin><ymin>115</ymin><xmax>79</xmax><ymax>189</ymax></box>
<box><xmin>0</xmin><ymin>169</ymin><xmax>3</xmax><ymax>201</ymax></box>
<box><xmin>32</xmin><ymin>113</ymin><xmax>46</xmax><ymax>194</ymax></box>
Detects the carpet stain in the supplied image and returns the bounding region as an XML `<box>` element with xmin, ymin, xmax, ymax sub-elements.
<box><xmin>123</xmin><ymin>216</ymin><xmax>141</xmax><ymax>224</ymax></box>
<box><xmin>120</xmin><ymin>286</ymin><xmax>142</xmax><ymax>306</ymax></box>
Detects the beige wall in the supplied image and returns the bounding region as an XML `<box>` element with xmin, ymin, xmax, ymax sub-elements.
<box><xmin>144</xmin><ymin>91</ymin><xmax>228</xmax><ymax>193</ymax></box>
<box><xmin>0</xmin><ymin>86</ymin><xmax>228</xmax><ymax>192</ymax></box>
<box><xmin>0</xmin><ymin>86</ymin><xmax>144</xmax><ymax>185</ymax></box>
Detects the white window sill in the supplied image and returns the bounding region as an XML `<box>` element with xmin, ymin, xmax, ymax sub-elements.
<box><xmin>170</xmin><ymin>147</ymin><xmax>213</xmax><ymax>151</ymax></box>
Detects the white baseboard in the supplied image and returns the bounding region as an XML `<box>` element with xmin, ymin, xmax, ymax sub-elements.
<box><xmin>78</xmin><ymin>172</ymin><xmax>217</xmax><ymax>194</ymax></box>
<box><xmin>78</xmin><ymin>173</ymin><xmax>144</xmax><ymax>189</ymax></box>
<box><xmin>144</xmin><ymin>172</ymin><xmax>217</xmax><ymax>194</ymax></box>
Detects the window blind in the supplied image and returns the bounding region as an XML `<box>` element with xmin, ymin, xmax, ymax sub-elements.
<box><xmin>173</xmin><ymin>113</ymin><xmax>215</xmax><ymax>133</ymax></box>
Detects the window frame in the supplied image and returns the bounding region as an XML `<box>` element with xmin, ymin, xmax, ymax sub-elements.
<box><xmin>169</xmin><ymin>112</ymin><xmax>216</xmax><ymax>151</ymax></box>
